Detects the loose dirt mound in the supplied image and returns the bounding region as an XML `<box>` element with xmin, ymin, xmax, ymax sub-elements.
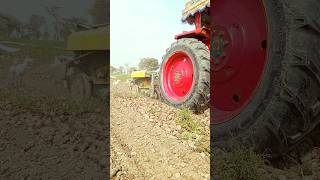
<box><xmin>213</xmin><ymin>126</ymin><xmax>320</xmax><ymax>179</ymax></box>
<box><xmin>110</xmin><ymin>82</ymin><xmax>210</xmax><ymax>179</ymax></box>
<box><xmin>0</xmin><ymin>54</ymin><xmax>108</xmax><ymax>179</ymax></box>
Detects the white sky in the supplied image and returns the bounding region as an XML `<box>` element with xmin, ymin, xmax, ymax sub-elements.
<box><xmin>110</xmin><ymin>0</ymin><xmax>193</xmax><ymax>68</ymax></box>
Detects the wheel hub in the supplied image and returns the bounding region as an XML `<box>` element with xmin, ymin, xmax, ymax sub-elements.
<box><xmin>163</xmin><ymin>52</ymin><xmax>194</xmax><ymax>101</ymax></box>
<box><xmin>173</xmin><ymin>70</ymin><xmax>183</xmax><ymax>86</ymax></box>
<box><xmin>212</xmin><ymin>0</ymin><xmax>268</xmax><ymax>124</ymax></box>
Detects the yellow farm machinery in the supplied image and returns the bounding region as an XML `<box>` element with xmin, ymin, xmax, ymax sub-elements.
<box><xmin>130</xmin><ymin>70</ymin><xmax>161</xmax><ymax>99</ymax></box>
<box><xmin>64</xmin><ymin>24</ymin><xmax>109</xmax><ymax>99</ymax></box>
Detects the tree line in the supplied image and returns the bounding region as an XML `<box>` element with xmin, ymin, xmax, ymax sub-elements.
<box><xmin>0</xmin><ymin>0</ymin><xmax>109</xmax><ymax>41</ymax></box>
<box><xmin>111</xmin><ymin>58</ymin><xmax>160</xmax><ymax>74</ymax></box>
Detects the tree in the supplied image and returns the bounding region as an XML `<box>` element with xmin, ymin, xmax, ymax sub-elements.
<box><xmin>42</xmin><ymin>31</ymin><xmax>50</xmax><ymax>40</ymax></box>
<box><xmin>138</xmin><ymin>58</ymin><xmax>159</xmax><ymax>71</ymax></box>
<box><xmin>59</xmin><ymin>17</ymin><xmax>87</xmax><ymax>40</ymax></box>
<box><xmin>29</xmin><ymin>14</ymin><xmax>45</xmax><ymax>39</ymax></box>
<box><xmin>124</xmin><ymin>63</ymin><xmax>130</xmax><ymax>74</ymax></box>
<box><xmin>127</xmin><ymin>67</ymin><xmax>138</xmax><ymax>75</ymax></box>
<box><xmin>6</xmin><ymin>15</ymin><xmax>20</xmax><ymax>36</ymax></box>
<box><xmin>89</xmin><ymin>0</ymin><xmax>109</xmax><ymax>24</ymax></box>
<box><xmin>0</xmin><ymin>13</ymin><xmax>21</xmax><ymax>36</ymax></box>
<box><xmin>110</xmin><ymin>65</ymin><xmax>117</xmax><ymax>74</ymax></box>
<box><xmin>118</xmin><ymin>66</ymin><xmax>125</xmax><ymax>74</ymax></box>
<box><xmin>45</xmin><ymin>6</ymin><xmax>62</xmax><ymax>40</ymax></box>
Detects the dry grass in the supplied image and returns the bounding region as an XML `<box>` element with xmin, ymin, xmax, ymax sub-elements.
<box><xmin>213</xmin><ymin>147</ymin><xmax>267</xmax><ymax>180</ymax></box>
<box><xmin>176</xmin><ymin>109</ymin><xmax>209</xmax><ymax>153</ymax></box>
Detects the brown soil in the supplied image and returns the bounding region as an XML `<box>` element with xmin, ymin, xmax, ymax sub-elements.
<box><xmin>110</xmin><ymin>82</ymin><xmax>210</xmax><ymax>179</ymax></box>
<box><xmin>0</xmin><ymin>56</ymin><xmax>108</xmax><ymax>179</ymax></box>
<box><xmin>263</xmin><ymin>130</ymin><xmax>320</xmax><ymax>179</ymax></box>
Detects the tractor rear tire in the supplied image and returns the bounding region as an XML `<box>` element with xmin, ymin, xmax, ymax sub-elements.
<box><xmin>213</xmin><ymin>0</ymin><xmax>320</xmax><ymax>156</ymax></box>
<box><xmin>160</xmin><ymin>38</ymin><xmax>210</xmax><ymax>114</ymax></box>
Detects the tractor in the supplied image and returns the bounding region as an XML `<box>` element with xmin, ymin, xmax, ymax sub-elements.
<box><xmin>160</xmin><ymin>0</ymin><xmax>320</xmax><ymax>156</ymax></box>
<box><xmin>64</xmin><ymin>24</ymin><xmax>109</xmax><ymax>99</ymax></box>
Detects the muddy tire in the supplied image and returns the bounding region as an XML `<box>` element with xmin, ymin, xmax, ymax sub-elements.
<box><xmin>68</xmin><ymin>72</ymin><xmax>92</xmax><ymax>100</ymax></box>
<box><xmin>213</xmin><ymin>0</ymin><xmax>320</xmax><ymax>156</ymax></box>
<box><xmin>160</xmin><ymin>38</ymin><xmax>210</xmax><ymax>114</ymax></box>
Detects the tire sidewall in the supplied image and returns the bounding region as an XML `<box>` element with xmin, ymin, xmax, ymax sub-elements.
<box><xmin>160</xmin><ymin>39</ymin><xmax>201</xmax><ymax>107</ymax></box>
<box><xmin>68</xmin><ymin>72</ymin><xmax>92</xmax><ymax>99</ymax></box>
<box><xmin>213</xmin><ymin>0</ymin><xmax>287</xmax><ymax>147</ymax></box>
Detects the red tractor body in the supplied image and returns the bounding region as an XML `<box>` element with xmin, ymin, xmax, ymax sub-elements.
<box><xmin>175</xmin><ymin>13</ymin><xmax>210</xmax><ymax>48</ymax></box>
<box><xmin>159</xmin><ymin>0</ymin><xmax>210</xmax><ymax>114</ymax></box>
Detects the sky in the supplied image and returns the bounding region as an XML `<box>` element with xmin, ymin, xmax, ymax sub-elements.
<box><xmin>110</xmin><ymin>0</ymin><xmax>194</xmax><ymax>68</ymax></box>
<box><xmin>0</xmin><ymin>0</ymin><xmax>94</xmax><ymax>30</ymax></box>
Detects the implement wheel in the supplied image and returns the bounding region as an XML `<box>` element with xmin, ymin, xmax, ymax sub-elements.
<box><xmin>160</xmin><ymin>38</ymin><xmax>210</xmax><ymax>114</ymax></box>
<box><xmin>68</xmin><ymin>72</ymin><xmax>92</xmax><ymax>100</ymax></box>
<box><xmin>212</xmin><ymin>0</ymin><xmax>320</xmax><ymax>155</ymax></box>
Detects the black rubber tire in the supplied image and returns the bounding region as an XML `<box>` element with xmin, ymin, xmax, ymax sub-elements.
<box><xmin>212</xmin><ymin>0</ymin><xmax>320</xmax><ymax>156</ymax></box>
<box><xmin>68</xmin><ymin>72</ymin><xmax>92</xmax><ymax>100</ymax></box>
<box><xmin>160</xmin><ymin>38</ymin><xmax>210</xmax><ymax>114</ymax></box>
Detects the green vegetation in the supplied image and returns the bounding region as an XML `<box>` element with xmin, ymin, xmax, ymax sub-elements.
<box><xmin>138</xmin><ymin>57</ymin><xmax>159</xmax><ymax>71</ymax></box>
<box><xmin>213</xmin><ymin>147</ymin><xmax>266</xmax><ymax>180</ymax></box>
<box><xmin>173</xmin><ymin>108</ymin><xmax>268</xmax><ymax>179</ymax></box>
<box><xmin>176</xmin><ymin>109</ymin><xmax>209</xmax><ymax>153</ymax></box>
<box><xmin>176</xmin><ymin>109</ymin><xmax>201</xmax><ymax>134</ymax></box>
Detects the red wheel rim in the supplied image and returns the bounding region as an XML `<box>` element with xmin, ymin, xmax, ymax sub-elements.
<box><xmin>162</xmin><ymin>51</ymin><xmax>194</xmax><ymax>101</ymax></box>
<box><xmin>211</xmin><ymin>0</ymin><xmax>268</xmax><ymax>124</ymax></box>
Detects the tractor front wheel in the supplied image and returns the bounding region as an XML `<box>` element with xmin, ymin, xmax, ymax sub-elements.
<box><xmin>160</xmin><ymin>38</ymin><xmax>210</xmax><ymax>114</ymax></box>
